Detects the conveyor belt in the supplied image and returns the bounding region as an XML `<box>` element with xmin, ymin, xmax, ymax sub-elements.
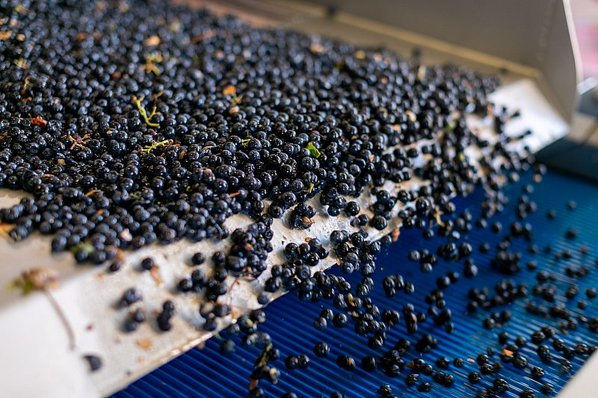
<box><xmin>113</xmin><ymin>170</ymin><xmax>597</xmax><ymax>398</ymax></box>
<box><xmin>0</xmin><ymin>2</ymin><xmax>576</xmax><ymax>395</ymax></box>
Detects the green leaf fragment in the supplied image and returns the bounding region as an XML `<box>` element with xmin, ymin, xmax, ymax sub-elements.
<box><xmin>306</xmin><ymin>142</ymin><xmax>320</xmax><ymax>158</ymax></box>
<box><xmin>9</xmin><ymin>268</ymin><xmax>58</xmax><ymax>295</ymax></box>
<box><xmin>70</xmin><ymin>242</ymin><xmax>95</xmax><ymax>256</ymax></box>
<box><xmin>10</xmin><ymin>279</ymin><xmax>36</xmax><ymax>295</ymax></box>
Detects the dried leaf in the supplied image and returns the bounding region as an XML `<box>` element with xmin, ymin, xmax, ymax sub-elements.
<box><xmin>310</xmin><ymin>42</ymin><xmax>325</xmax><ymax>54</ymax></box>
<box><xmin>391</xmin><ymin>227</ymin><xmax>401</xmax><ymax>242</ymax></box>
<box><xmin>502</xmin><ymin>348</ymin><xmax>514</xmax><ymax>358</ymax></box>
<box><xmin>406</xmin><ymin>110</ymin><xmax>417</xmax><ymax>122</ymax></box>
<box><xmin>144</xmin><ymin>35</ymin><xmax>160</xmax><ymax>46</ymax></box>
<box><xmin>11</xmin><ymin>268</ymin><xmax>58</xmax><ymax>294</ymax></box>
<box><xmin>0</xmin><ymin>31</ymin><xmax>13</xmax><ymax>41</ymax></box>
<box><xmin>31</xmin><ymin>116</ymin><xmax>47</xmax><ymax>126</ymax></box>
<box><xmin>135</xmin><ymin>338</ymin><xmax>153</xmax><ymax>351</ymax></box>
<box><xmin>0</xmin><ymin>223</ymin><xmax>13</xmax><ymax>235</ymax></box>
<box><xmin>14</xmin><ymin>58</ymin><xmax>27</xmax><ymax>69</ymax></box>
<box><xmin>354</xmin><ymin>50</ymin><xmax>366</xmax><ymax>60</ymax></box>
<box><xmin>149</xmin><ymin>265</ymin><xmax>163</xmax><ymax>286</ymax></box>
<box><xmin>222</xmin><ymin>85</ymin><xmax>236</xmax><ymax>96</ymax></box>
<box><xmin>434</xmin><ymin>207</ymin><xmax>445</xmax><ymax>227</ymax></box>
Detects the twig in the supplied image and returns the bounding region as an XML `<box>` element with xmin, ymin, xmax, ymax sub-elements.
<box><xmin>132</xmin><ymin>96</ymin><xmax>160</xmax><ymax>127</ymax></box>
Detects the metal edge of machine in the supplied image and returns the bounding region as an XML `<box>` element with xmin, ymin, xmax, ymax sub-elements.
<box><xmin>297</xmin><ymin>0</ymin><xmax>580</xmax><ymax>121</ymax></box>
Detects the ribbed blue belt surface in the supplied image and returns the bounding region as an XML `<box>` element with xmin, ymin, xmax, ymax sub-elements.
<box><xmin>114</xmin><ymin>170</ymin><xmax>598</xmax><ymax>397</ymax></box>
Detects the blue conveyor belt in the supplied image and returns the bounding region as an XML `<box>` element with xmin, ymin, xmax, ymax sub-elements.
<box><xmin>114</xmin><ymin>170</ymin><xmax>598</xmax><ymax>397</ymax></box>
